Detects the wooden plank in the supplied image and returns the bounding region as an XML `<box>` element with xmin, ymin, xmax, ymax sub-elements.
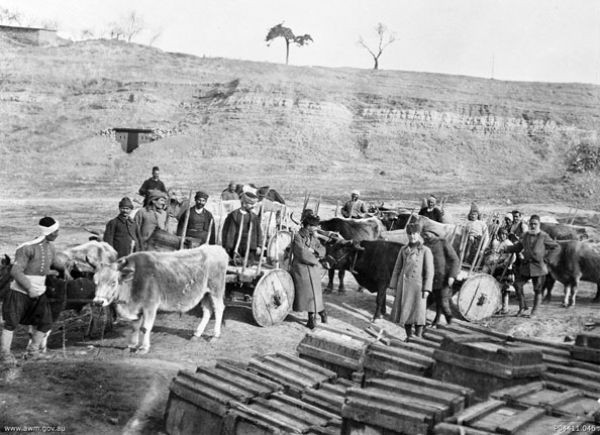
<box><xmin>496</xmin><ymin>406</ymin><xmax>546</xmax><ymax>434</ymax></box>
<box><xmin>452</xmin><ymin>399</ymin><xmax>505</xmax><ymax>425</ymax></box>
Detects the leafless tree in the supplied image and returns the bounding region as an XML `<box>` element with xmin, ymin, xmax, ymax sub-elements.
<box><xmin>109</xmin><ymin>11</ymin><xmax>145</xmax><ymax>43</ymax></box>
<box><xmin>0</xmin><ymin>7</ymin><xmax>22</xmax><ymax>25</ymax></box>
<box><xmin>266</xmin><ymin>23</ymin><xmax>313</xmax><ymax>65</ymax></box>
<box><xmin>148</xmin><ymin>27</ymin><xmax>163</xmax><ymax>47</ymax></box>
<box><xmin>358</xmin><ymin>23</ymin><xmax>396</xmax><ymax>70</ymax></box>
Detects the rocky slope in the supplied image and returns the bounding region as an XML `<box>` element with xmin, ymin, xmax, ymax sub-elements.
<box><xmin>1</xmin><ymin>37</ymin><xmax>599</xmax><ymax>204</ymax></box>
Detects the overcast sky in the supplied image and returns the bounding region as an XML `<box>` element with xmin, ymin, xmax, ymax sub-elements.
<box><xmin>4</xmin><ymin>0</ymin><xmax>600</xmax><ymax>84</ymax></box>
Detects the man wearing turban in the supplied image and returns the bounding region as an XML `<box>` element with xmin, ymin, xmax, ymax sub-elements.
<box><xmin>221</xmin><ymin>191</ymin><xmax>263</xmax><ymax>263</ymax></box>
<box><xmin>103</xmin><ymin>197</ymin><xmax>141</xmax><ymax>258</ymax></box>
<box><xmin>341</xmin><ymin>190</ymin><xmax>367</xmax><ymax>219</ymax></box>
<box><xmin>177</xmin><ymin>191</ymin><xmax>216</xmax><ymax>245</ymax></box>
<box><xmin>1</xmin><ymin>217</ymin><xmax>60</xmax><ymax>363</ymax></box>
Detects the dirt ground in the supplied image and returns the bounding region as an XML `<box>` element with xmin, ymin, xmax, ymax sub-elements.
<box><xmin>0</xmin><ymin>199</ymin><xmax>599</xmax><ymax>434</ymax></box>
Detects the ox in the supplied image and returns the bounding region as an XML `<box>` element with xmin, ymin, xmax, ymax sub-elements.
<box><xmin>323</xmin><ymin>240</ymin><xmax>403</xmax><ymax>320</ymax></box>
<box><xmin>55</xmin><ymin>241</ymin><xmax>118</xmax><ymax>279</ymax></box>
<box><xmin>36</xmin><ymin>242</ymin><xmax>117</xmax><ymax>353</ymax></box>
<box><xmin>320</xmin><ymin>217</ymin><xmax>385</xmax><ymax>292</ymax></box>
<box><xmin>93</xmin><ymin>245</ymin><xmax>229</xmax><ymax>354</ymax></box>
<box><xmin>540</xmin><ymin>222</ymin><xmax>588</xmax><ymax>241</ymax></box>
<box><xmin>544</xmin><ymin>240</ymin><xmax>600</xmax><ymax>307</ymax></box>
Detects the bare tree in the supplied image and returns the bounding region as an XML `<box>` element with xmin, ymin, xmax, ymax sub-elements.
<box><xmin>147</xmin><ymin>27</ymin><xmax>163</xmax><ymax>47</ymax></box>
<box><xmin>0</xmin><ymin>7</ymin><xmax>22</xmax><ymax>25</ymax></box>
<box><xmin>358</xmin><ymin>23</ymin><xmax>396</xmax><ymax>70</ymax></box>
<box><xmin>266</xmin><ymin>23</ymin><xmax>313</xmax><ymax>65</ymax></box>
<box><xmin>109</xmin><ymin>11</ymin><xmax>145</xmax><ymax>42</ymax></box>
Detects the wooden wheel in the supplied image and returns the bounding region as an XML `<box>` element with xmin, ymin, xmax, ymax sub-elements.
<box><xmin>252</xmin><ymin>269</ymin><xmax>295</xmax><ymax>327</ymax></box>
<box><xmin>452</xmin><ymin>273</ymin><xmax>501</xmax><ymax>322</ymax></box>
<box><xmin>266</xmin><ymin>230</ymin><xmax>292</xmax><ymax>268</ymax></box>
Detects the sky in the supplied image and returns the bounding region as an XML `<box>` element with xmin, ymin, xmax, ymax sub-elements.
<box><xmin>3</xmin><ymin>0</ymin><xmax>600</xmax><ymax>84</ymax></box>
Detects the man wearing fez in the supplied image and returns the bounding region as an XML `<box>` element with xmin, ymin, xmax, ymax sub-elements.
<box><xmin>419</xmin><ymin>195</ymin><xmax>444</xmax><ymax>223</ymax></box>
<box><xmin>178</xmin><ymin>191</ymin><xmax>216</xmax><ymax>245</ymax></box>
<box><xmin>222</xmin><ymin>191</ymin><xmax>263</xmax><ymax>262</ymax></box>
<box><xmin>134</xmin><ymin>189</ymin><xmax>168</xmax><ymax>250</ymax></box>
<box><xmin>103</xmin><ymin>197</ymin><xmax>141</xmax><ymax>258</ymax></box>
<box><xmin>1</xmin><ymin>217</ymin><xmax>60</xmax><ymax>363</ymax></box>
<box><xmin>138</xmin><ymin>166</ymin><xmax>167</xmax><ymax>206</ymax></box>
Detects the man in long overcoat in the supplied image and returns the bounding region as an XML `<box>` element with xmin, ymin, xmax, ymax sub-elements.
<box><xmin>389</xmin><ymin>223</ymin><xmax>434</xmax><ymax>339</ymax></box>
<box><xmin>103</xmin><ymin>197</ymin><xmax>141</xmax><ymax>258</ymax></box>
<box><xmin>291</xmin><ymin>215</ymin><xmax>326</xmax><ymax>329</ymax></box>
<box><xmin>423</xmin><ymin>230</ymin><xmax>459</xmax><ymax>326</ymax></box>
<box><xmin>503</xmin><ymin>214</ymin><xmax>559</xmax><ymax>316</ymax></box>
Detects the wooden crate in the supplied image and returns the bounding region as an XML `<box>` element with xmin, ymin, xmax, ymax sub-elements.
<box><xmin>363</xmin><ymin>342</ymin><xmax>435</xmax><ymax>380</ymax></box>
<box><xmin>432</xmin><ymin>335</ymin><xmax>545</xmax><ymax>400</ymax></box>
<box><xmin>341</xmin><ymin>382</ymin><xmax>455</xmax><ymax>434</ymax></box>
<box><xmin>248</xmin><ymin>352</ymin><xmax>337</xmax><ymax>397</ymax></box>
<box><xmin>571</xmin><ymin>333</ymin><xmax>600</xmax><ymax>364</ymax></box>
<box><xmin>225</xmin><ymin>392</ymin><xmax>339</xmax><ymax>434</ymax></box>
<box><xmin>297</xmin><ymin>329</ymin><xmax>368</xmax><ymax>379</ymax></box>
<box><xmin>301</xmin><ymin>378</ymin><xmax>356</xmax><ymax>415</ymax></box>
<box><xmin>165</xmin><ymin>361</ymin><xmax>283</xmax><ymax>435</ymax></box>
<box><xmin>443</xmin><ymin>399</ymin><xmax>600</xmax><ymax>435</ymax></box>
<box><xmin>378</xmin><ymin>369</ymin><xmax>475</xmax><ymax>411</ymax></box>
<box><xmin>491</xmin><ymin>381</ymin><xmax>600</xmax><ymax>423</ymax></box>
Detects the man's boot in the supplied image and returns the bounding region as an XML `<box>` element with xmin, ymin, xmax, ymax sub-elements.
<box><xmin>0</xmin><ymin>329</ymin><xmax>16</xmax><ymax>367</ymax></box>
<box><xmin>516</xmin><ymin>293</ymin><xmax>528</xmax><ymax>316</ymax></box>
<box><xmin>415</xmin><ymin>325</ymin><xmax>424</xmax><ymax>338</ymax></box>
<box><xmin>404</xmin><ymin>325</ymin><xmax>413</xmax><ymax>342</ymax></box>
<box><xmin>500</xmin><ymin>293</ymin><xmax>510</xmax><ymax>315</ymax></box>
<box><xmin>306</xmin><ymin>313</ymin><xmax>316</xmax><ymax>330</ymax></box>
<box><xmin>25</xmin><ymin>330</ymin><xmax>50</xmax><ymax>360</ymax></box>
<box><xmin>530</xmin><ymin>293</ymin><xmax>542</xmax><ymax>317</ymax></box>
<box><xmin>318</xmin><ymin>310</ymin><xmax>328</xmax><ymax>324</ymax></box>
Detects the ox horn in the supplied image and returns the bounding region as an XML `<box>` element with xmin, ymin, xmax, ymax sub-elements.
<box><xmin>290</xmin><ymin>212</ymin><xmax>300</xmax><ymax>225</ymax></box>
<box><xmin>3</xmin><ymin>254</ymin><xmax>10</xmax><ymax>265</ymax></box>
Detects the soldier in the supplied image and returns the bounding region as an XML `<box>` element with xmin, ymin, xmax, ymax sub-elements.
<box><xmin>1</xmin><ymin>217</ymin><xmax>60</xmax><ymax>363</ymax></box>
<box><xmin>291</xmin><ymin>214</ymin><xmax>327</xmax><ymax>329</ymax></box>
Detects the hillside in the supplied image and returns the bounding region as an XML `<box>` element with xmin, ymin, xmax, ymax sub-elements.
<box><xmin>1</xmin><ymin>38</ymin><xmax>599</xmax><ymax>205</ymax></box>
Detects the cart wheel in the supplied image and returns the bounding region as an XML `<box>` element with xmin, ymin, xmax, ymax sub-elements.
<box><xmin>266</xmin><ymin>230</ymin><xmax>292</xmax><ymax>269</ymax></box>
<box><xmin>451</xmin><ymin>273</ymin><xmax>501</xmax><ymax>322</ymax></box>
<box><xmin>252</xmin><ymin>269</ymin><xmax>295</xmax><ymax>327</ymax></box>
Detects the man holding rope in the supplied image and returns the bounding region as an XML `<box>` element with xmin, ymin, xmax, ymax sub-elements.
<box><xmin>1</xmin><ymin>217</ymin><xmax>60</xmax><ymax>364</ymax></box>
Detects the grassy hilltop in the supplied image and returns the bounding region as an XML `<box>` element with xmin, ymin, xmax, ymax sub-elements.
<box><xmin>1</xmin><ymin>36</ymin><xmax>599</xmax><ymax>206</ymax></box>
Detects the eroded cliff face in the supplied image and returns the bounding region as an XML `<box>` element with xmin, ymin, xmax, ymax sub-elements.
<box><xmin>182</xmin><ymin>83</ymin><xmax>588</xmax><ymax>140</ymax></box>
